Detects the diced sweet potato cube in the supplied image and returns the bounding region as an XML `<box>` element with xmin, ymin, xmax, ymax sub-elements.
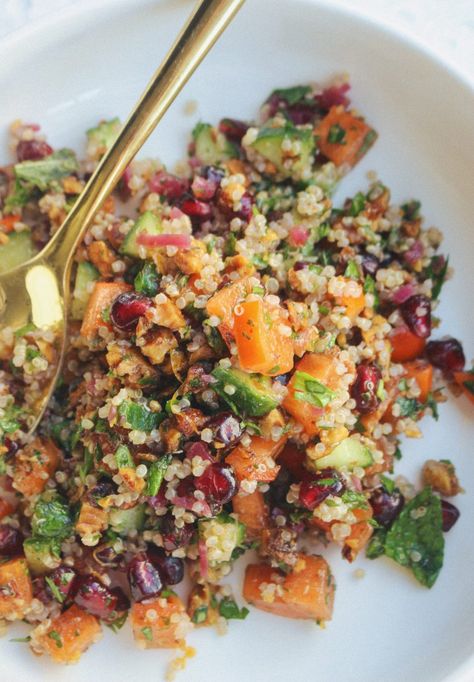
<box><xmin>31</xmin><ymin>604</ymin><xmax>101</xmax><ymax>663</ymax></box>
<box><xmin>315</xmin><ymin>106</ymin><xmax>376</xmax><ymax>167</ymax></box>
<box><xmin>226</xmin><ymin>435</ymin><xmax>286</xmax><ymax>483</ymax></box>
<box><xmin>403</xmin><ymin>360</ymin><xmax>433</xmax><ymax>403</ymax></box>
<box><xmin>131</xmin><ymin>594</ymin><xmax>192</xmax><ymax>649</ymax></box>
<box><xmin>0</xmin><ymin>558</ymin><xmax>33</xmax><ymax>619</ymax></box>
<box><xmin>232</xmin><ymin>490</ymin><xmax>269</xmax><ymax>539</ymax></box>
<box><xmin>0</xmin><ymin>498</ymin><xmax>15</xmax><ymax>521</ymax></box>
<box><xmin>243</xmin><ymin>553</ymin><xmax>335</xmax><ymax>621</ymax></box>
<box><xmin>390</xmin><ymin>326</ymin><xmax>426</xmax><ymax>363</ymax></box>
<box><xmin>13</xmin><ymin>437</ymin><xmax>60</xmax><ymax>496</ymax></box>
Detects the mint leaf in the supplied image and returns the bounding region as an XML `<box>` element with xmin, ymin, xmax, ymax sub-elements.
<box><xmin>271</xmin><ymin>85</ymin><xmax>311</xmax><ymax>106</ymax></box>
<box><xmin>384</xmin><ymin>487</ymin><xmax>444</xmax><ymax>588</ymax></box>
<box><xmin>14</xmin><ymin>149</ymin><xmax>78</xmax><ymax>191</ymax></box>
<box><xmin>366</xmin><ymin>528</ymin><xmax>387</xmax><ymax>559</ymax></box>
<box><xmin>118</xmin><ymin>401</ymin><xmax>162</xmax><ymax>432</ymax></box>
<box><xmin>145</xmin><ymin>455</ymin><xmax>171</xmax><ymax>496</ymax></box>
<box><xmin>218</xmin><ymin>598</ymin><xmax>249</xmax><ymax>620</ymax></box>
<box><xmin>134</xmin><ymin>262</ymin><xmax>159</xmax><ymax>296</ymax></box>
<box><xmin>293</xmin><ymin>370</ymin><xmax>335</xmax><ymax>408</ymax></box>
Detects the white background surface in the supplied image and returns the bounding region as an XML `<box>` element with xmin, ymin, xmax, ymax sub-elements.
<box><xmin>1</xmin><ymin>0</ymin><xmax>473</xmax><ymax>82</ymax></box>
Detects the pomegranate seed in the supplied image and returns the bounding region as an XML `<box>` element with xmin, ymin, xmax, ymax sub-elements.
<box><xmin>207</xmin><ymin>412</ymin><xmax>242</xmax><ymax>448</ymax></box>
<box><xmin>293</xmin><ymin>261</ymin><xmax>309</xmax><ymax>271</ymax></box>
<box><xmin>75</xmin><ymin>575</ymin><xmax>129</xmax><ymax>621</ymax></box>
<box><xmin>316</xmin><ymin>83</ymin><xmax>351</xmax><ymax>111</ymax></box>
<box><xmin>360</xmin><ymin>253</ymin><xmax>379</xmax><ymax>276</ymax></box>
<box><xmin>3</xmin><ymin>437</ymin><xmax>19</xmax><ymax>460</ymax></box>
<box><xmin>128</xmin><ymin>554</ymin><xmax>163</xmax><ymax>602</ymax></box>
<box><xmin>441</xmin><ymin>499</ymin><xmax>460</xmax><ymax>532</ymax></box>
<box><xmin>218</xmin><ymin>118</ymin><xmax>248</xmax><ymax>142</ymax></box>
<box><xmin>0</xmin><ymin>525</ymin><xmax>23</xmax><ymax>556</ymax></box>
<box><xmin>191</xmin><ymin>175</ymin><xmax>219</xmax><ymax>201</ymax></box>
<box><xmin>298</xmin><ymin>469</ymin><xmax>344</xmax><ymax>510</ymax></box>
<box><xmin>400</xmin><ymin>294</ymin><xmax>431</xmax><ymax>338</ymax></box>
<box><xmin>180</xmin><ymin>196</ymin><xmax>213</xmax><ymax>221</ymax></box>
<box><xmin>149</xmin><ymin>171</ymin><xmax>188</xmax><ymax>199</ymax></box>
<box><xmin>160</xmin><ymin>516</ymin><xmax>194</xmax><ymax>552</ymax></box>
<box><xmin>175</xmin><ymin>475</ymin><xmax>195</xmax><ymax>498</ymax></box>
<box><xmin>194</xmin><ymin>463</ymin><xmax>237</xmax><ymax>505</ymax></box>
<box><xmin>110</xmin><ymin>292</ymin><xmax>152</xmax><ymax>331</ymax></box>
<box><xmin>351</xmin><ymin>363</ymin><xmax>382</xmax><ymax>414</ymax></box>
<box><xmin>426</xmin><ymin>337</ymin><xmax>465</xmax><ymax>373</ymax></box>
<box><xmin>147</xmin><ymin>546</ymin><xmax>184</xmax><ymax>585</ymax></box>
<box><xmin>45</xmin><ymin>565</ymin><xmax>77</xmax><ymax>602</ymax></box>
<box><xmin>369</xmin><ymin>487</ymin><xmax>404</xmax><ymax>526</ymax></box>
<box><xmin>16</xmin><ymin>139</ymin><xmax>53</xmax><ymax>162</ymax></box>
<box><xmin>184</xmin><ymin>441</ymin><xmax>213</xmax><ymax>461</ymax></box>
<box><xmin>236</xmin><ymin>193</ymin><xmax>253</xmax><ymax>222</ymax></box>
<box><xmin>32</xmin><ymin>577</ymin><xmax>50</xmax><ymax>605</ymax></box>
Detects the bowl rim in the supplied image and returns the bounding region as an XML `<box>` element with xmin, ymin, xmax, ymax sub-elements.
<box><xmin>0</xmin><ymin>1</ymin><xmax>472</xmax><ymax>680</ymax></box>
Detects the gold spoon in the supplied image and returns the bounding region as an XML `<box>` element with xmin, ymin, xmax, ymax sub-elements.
<box><xmin>0</xmin><ymin>0</ymin><xmax>244</xmax><ymax>432</ymax></box>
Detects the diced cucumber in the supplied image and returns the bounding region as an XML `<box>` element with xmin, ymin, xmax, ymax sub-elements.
<box><xmin>315</xmin><ymin>436</ymin><xmax>373</xmax><ymax>471</ymax></box>
<box><xmin>71</xmin><ymin>261</ymin><xmax>99</xmax><ymax>320</ymax></box>
<box><xmin>192</xmin><ymin>122</ymin><xmax>237</xmax><ymax>165</ymax></box>
<box><xmin>0</xmin><ymin>231</ymin><xmax>35</xmax><ymax>274</ymax></box>
<box><xmin>120</xmin><ymin>211</ymin><xmax>162</xmax><ymax>258</ymax></box>
<box><xmin>109</xmin><ymin>504</ymin><xmax>145</xmax><ymax>535</ymax></box>
<box><xmin>211</xmin><ymin>366</ymin><xmax>278</xmax><ymax>417</ymax></box>
<box><xmin>86</xmin><ymin>118</ymin><xmax>121</xmax><ymax>157</ymax></box>
<box><xmin>23</xmin><ymin>536</ymin><xmax>61</xmax><ymax>575</ymax></box>
<box><xmin>199</xmin><ymin>513</ymin><xmax>245</xmax><ymax>567</ymax></box>
<box><xmin>250</xmin><ymin>122</ymin><xmax>314</xmax><ymax>178</ymax></box>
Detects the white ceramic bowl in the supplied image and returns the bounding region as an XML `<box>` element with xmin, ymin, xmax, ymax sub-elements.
<box><xmin>0</xmin><ymin>1</ymin><xmax>473</xmax><ymax>681</ymax></box>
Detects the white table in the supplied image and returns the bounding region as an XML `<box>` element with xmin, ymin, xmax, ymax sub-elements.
<box><xmin>1</xmin><ymin>0</ymin><xmax>473</xmax><ymax>84</ymax></box>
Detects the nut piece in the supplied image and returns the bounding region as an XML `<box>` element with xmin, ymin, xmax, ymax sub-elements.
<box><xmin>422</xmin><ymin>459</ymin><xmax>461</xmax><ymax>497</ymax></box>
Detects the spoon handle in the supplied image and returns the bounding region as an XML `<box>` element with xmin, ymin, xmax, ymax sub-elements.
<box><xmin>45</xmin><ymin>0</ymin><xmax>244</xmax><ymax>272</ymax></box>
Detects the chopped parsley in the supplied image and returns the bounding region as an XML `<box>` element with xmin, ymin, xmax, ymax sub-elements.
<box><xmin>344</xmin><ymin>260</ymin><xmax>360</xmax><ymax>279</ymax></box>
<box><xmin>191</xmin><ymin>605</ymin><xmax>208</xmax><ymax>624</ymax></box>
<box><xmin>145</xmin><ymin>455</ymin><xmax>171</xmax><ymax>496</ymax></box>
<box><xmin>45</xmin><ymin>576</ymin><xmax>65</xmax><ymax>603</ymax></box>
<box><xmin>47</xmin><ymin>630</ymin><xmax>63</xmax><ymax>648</ymax></box>
<box><xmin>106</xmin><ymin>612</ymin><xmax>128</xmax><ymax>633</ymax></box>
<box><xmin>349</xmin><ymin>192</ymin><xmax>366</xmax><ymax>217</ymax></box>
<box><xmin>327</xmin><ymin>123</ymin><xmax>346</xmax><ymax>145</ymax></box>
<box><xmin>134</xmin><ymin>261</ymin><xmax>159</xmax><ymax>296</ymax></box>
<box><xmin>141</xmin><ymin>626</ymin><xmax>153</xmax><ymax>641</ymax></box>
<box><xmin>218</xmin><ymin>598</ymin><xmax>249</xmax><ymax>620</ymax></box>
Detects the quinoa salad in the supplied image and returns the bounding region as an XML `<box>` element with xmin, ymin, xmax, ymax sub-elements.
<box><xmin>0</xmin><ymin>78</ymin><xmax>471</xmax><ymax>672</ymax></box>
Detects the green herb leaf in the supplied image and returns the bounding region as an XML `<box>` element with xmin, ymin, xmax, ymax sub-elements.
<box><xmin>31</xmin><ymin>493</ymin><xmax>73</xmax><ymax>539</ymax></box>
<box><xmin>349</xmin><ymin>192</ymin><xmax>366</xmax><ymax>217</ymax></box>
<box><xmin>145</xmin><ymin>455</ymin><xmax>171</xmax><ymax>496</ymax></box>
<box><xmin>141</xmin><ymin>626</ymin><xmax>153</xmax><ymax>641</ymax></box>
<box><xmin>384</xmin><ymin>487</ymin><xmax>444</xmax><ymax>588</ymax></box>
<box><xmin>380</xmin><ymin>475</ymin><xmax>396</xmax><ymax>495</ymax></box>
<box><xmin>114</xmin><ymin>444</ymin><xmax>134</xmax><ymax>469</ymax></box>
<box><xmin>218</xmin><ymin>598</ymin><xmax>249</xmax><ymax>621</ymax></box>
<box><xmin>341</xmin><ymin>490</ymin><xmax>369</xmax><ymax>510</ymax></box>
<box><xmin>425</xmin><ymin>255</ymin><xmax>449</xmax><ymax>301</ymax></box>
<box><xmin>293</xmin><ymin>370</ymin><xmax>335</xmax><ymax>408</ymax></box>
<box><xmin>15</xmin><ymin>149</ymin><xmax>78</xmax><ymax>191</ymax></box>
<box><xmin>271</xmin><ymin>85</ymin><xmax>311</xmax><ymax>106</ymax></box>
<box><xmin>106</xmin><ymin>612</ymin><xmax>128</xmax><ymax>633</ymax></box>
<box><xmin>344</xmin><ymin>260</ymin><xmax>359</xmax><ymax>279</ymax></box>
<box><xmin>401</xmin><ymin>200</ymin><xmax>421</xmax><ymax>221</ymax></box>
<box><xmin>363</xmin><ymin>274</ymin><xmax>379</xmax><ymax>309</ymax></box>
<box><xmin>134</xmin><ymin>261</ymin><xmax>159</xmax><ymax>296</ymax></box>
<box><xmin>395</xmin><ymin>396</ymin><xmax>424</xmax><ymax>420</ymax></box>
<box><xmin>48</xmin><ymin>630</ymin><xmax>63</xmax><ymax>648</ymax></box>
<box><xmin>327</xmin><ymin>123</ymin><xmax>346</xmax><ymax>145</ymax></box>
<box><xmin>45</xmin><ymin>576</ymin><xmax>65</xmax><ymax>603</ymax></box>
<box><xmin>118</xmin><ymin>401</ymin><xmax>163</xmax><ymax>432</ymax></box>
<box><xmin>10</xmin><ymin>636</ymin><xmax>31</xmax><ymax>643</ymax></box>
<box><xmin>366</xmin><ymin>528</ymin><xmax>387</xmax><ymax>559</ymax></box>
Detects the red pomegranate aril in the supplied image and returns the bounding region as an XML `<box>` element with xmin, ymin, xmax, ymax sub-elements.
<box><xmin>441</xmin><ymin>499</ymin><xmax>460</xmax><ymax>532</ymax></box>
<box><xmin>184</xmin><ymin>441</ymin><xmax>213</xmax><ymax>462</ymax></box>
<box><xmin>45</xmin><ymin>565</ymin><xmax>78</xmax><ymax>602</ymax></box>
<box><xmin>369</xmin><ymin>487</ymin><xmax>405</xmax><ymax>526</ymax></box>
<box><xmin>236</xmin><ymin>193</ymin><xmax>253</xmax><ymax>222</ymax></box>
<box><xmin>110</xmin><ymin>292</ymin><xmax>152</xmax><ymax>331</ymax></box>
<box><xmin>400</xmin><ymin>294</ymin><xmax>431</xmax><ymax>338</ymax></box>
<box><xmin>194</xmin><ymin>463</ymin><xmax>237</xmax><ymax>505</ymax></box>
<box><xmin>160</xmin><ymin>515</ymin><xmax>194</xmax><ymax>552</ymax></box>
<box><xmin>0</xmin><ymin>525</ymin><xmax>23</xmax><ymax>556</ymax></box>
<box><xmin>127</xmin><ymin>554</ymin><xmax>163</xmax><ymax>602</ymax></box>
<box><xmin>3</xmin><ymin>437</ymin><xmax>19</xmax><ymax>460</ymax></box>
<box><xmin>191</xmin><ymin>175</ymin><xmax>219</xmax><ymax>201</ymax></box>
<box><xmin>149</xmin><ymin>171</ymin><xmax>188</xmax><ymax>199</ymax></box>
<box><xmin>175</xmin><ymin>475</ymin><xmax>195</xmax><ymax>498</ymax></box>
<box><xmin>147</xmin><ymin>546</ymin><xmax>184</xmax><ymax>585</ymax></box>
<box><xmin>360</xmin><ymin>252</ymin><xmax>379</xmax><ymax>276</ymax></box>
<box><xmin>316</xmin><ymin>82</ymin><xmax>351</xmax><ymax>110</ymax></box>
<box><xmin>207</xmin><ymin>412</ymin><xmax>242</xmax><ymax>448</ymax></box>
<box><xmin>218</xmin><ymin>118</ymin><xmax>248</xmax><ymax>142</ymax></box>
<box><xmin>75</xmin><ymin>575</ymin><xmax>129</xmax><ymax>621</ymax></box>
<box><xmin>426</xmin><ymin>337</ymin><xmax>465</xmax><ymax>373</ymax></box>
<box><xmin>180</xmin><ymin>197</ymin><xmax>213</xmax><ymax>221</ymax></box>
<box><xmin>16</xmin><ymin>139</ymin><xmax>53</xmax><ymax>162</ymax></box>
<box><xmin>298</xmin><ymin>469</ymin><xmax>344</xmax><ymax>511</ymax></box>
<box><xmin>351</xmin><ymin>363</ymin><xmax>382</xmax><ymax>414</ymax></box>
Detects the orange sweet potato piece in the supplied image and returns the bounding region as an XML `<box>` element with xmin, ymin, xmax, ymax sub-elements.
<box><xmin>232</xmin><ymin>490</ymin><xmax>269</xmax><ymax>539</ymax></box>
<box><xmin>390</xmin><ymin>327</ymin><xmax>426</xmax><ymax>363</ymax></box>
<box><xmin>0</xmin><ymin>558</ymin><xmax>33</xmax><ymax>619</ymax></box>
<box><xmin>13</xmin><ymin>437</ymin><xmax>60</xmax><ymax>496</ymax></box>
<box><xmin>0</xmin><ymin>214</ymin><xmax>21</xmax><ymax>233</ymax></box>
<box><xmin>403</xmin><ymin>359</ymin><xmax>433</xmax><ymax>402</ymax></box>
<box><xmin>315</xmin><ymin>106</ymin><xmax>376</xmax><ymax>167</ymax></box>
<box><xmin>337</xmin><ymin>290</ymin><xmax>365</xmax><ymax>321</ymax></box>
<box><xmin>243</xmin><ymin>553</ymin><xmax>335</xmax><ymax>621</ymax></box>
<box><xmin>32</xmin><ymin>604</ymin><xmax>101</xmax><ymax>663</ymax></box>
<box><xmin>226</xmin><ymin>435</ymin><xmax>286</xmax><ymax>483</ymax></box>
<box><xmin>453</xmin><ymin>370</ymin><xmax>474</xmax><ymax>405</ymax></box>
<box><xmin>80</xmin><ymin>281</ymin><xmax>132</xmax><ymax>340</ymax></box>
<box><xmin>206</xmin><ymin>275</ymin><xmax>253</xmax><ymax>328</ymax></box>
<box><xmin>342</xmin><ymin>507</ymin><xmax>373</xmax><ymax>562</ymax></box>
<box><xmin>233</xmin><ymin>298</ymin><xmax>294</xmax><ymax>375</ymax></box>
<box><xmin>283</xmin><ymin>352</ymin><xmax>343</xmax><ymax>436</ymax></box>
<box><xmin>131</xmin><ymin>594</ymin><xmax>192</xmax><ymax>649</ymax></box>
